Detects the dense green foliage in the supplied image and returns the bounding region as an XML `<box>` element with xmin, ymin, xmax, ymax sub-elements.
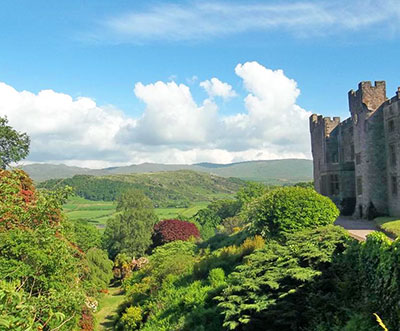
<box><xmin>245</xmin><ymin>187</ymin><xmax>339</xmax><ymax>238</ymax></box>
<box><xmin>191</xmin><ymin>196</ymin><xmax>250</xmax><ymax>240</ymax></box>
<box><xmin>0</xmin><ymin>169</ymin><xmax>113</xmax><ymax>330</ymax></box>
<box><xmin>62</xmin><ymin>218</ymin><xmax>102</xmax><ymax>252</ymax></box>
<box><xmin>306</xmin><ymin>232</ymin><xmax>400</xmax><ymax>330</ymax></box>
<box><xmin>38</xmin><ymin>170</ymin><xmax>244</xmax><ymax>207</ymax></box>
<box><xmin>116</xmin><ymin>236</ymin><xmax>265</xmax><ymax>331</ymax></box>
<box><xmin>85</xmin><ymin>248</ymin><xmax>114</xmax><ymax>293</ymax></box>
<box><xmin>0</xmin><ymin>225</ymin><xmax>86</xmax><ymax>328</ymax></box>
<box><xmin>0</xmin><ymin>116</ymin><xmax>30</xmax><ymax>169</ymax></box>
<box><xmin>0</xmin><ymin>280</ymin><xmax>44</xmax><ymax>330</ymax></box>
<box><xmin>235</xmin><ymin>181</ymin><xmax>272</xmax><ymax>206</ymax></box>
<box><xmin>102</xmin><ymin>190</ymin><xmax>158</xmax><ymax>259</ymax></box>
<box><xmin>216</xmin><ymin>226</ymin><xmax>349</xmax><ymax>330</ymax></box>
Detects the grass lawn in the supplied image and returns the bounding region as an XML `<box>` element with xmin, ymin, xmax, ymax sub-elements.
<box><xmin>63</xmin><ymin>196</ymin><xmax>212</xmax><ymax>228</ymax></box>
<box><xmin>63</xmin><ymin>196</ymin><xmax>116</xmax><ymax>227</ymax></box>
<box><xmin>95</xmin><ymin>286</ymin><xmax>125</xmax><ymax>330</ymax></box>
<box><xmin>374</xmin><ymin>216</ymin><xmax>400</xmax><ymax>238</ymax></box>
<box><xmin>155</xmin><ymin>201</ymin><xmax>209</xmax><ymax>220</ymax></box>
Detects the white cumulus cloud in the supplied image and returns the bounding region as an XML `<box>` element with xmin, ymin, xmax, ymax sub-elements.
<box><xmin>0</xmin><ymin>61</ymin><xmax>312</xmax><ymax>167</ymax></box>
<box><xmin>200</xmin><ymin>78</ymin><xmax>237</xmax><ymax>100</ymax></box>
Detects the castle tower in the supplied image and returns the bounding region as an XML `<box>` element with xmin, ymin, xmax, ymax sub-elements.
<box><xmin>309</xmin><ymin>115</ymin><xmax>340</xmax><ymax>194</ymax></box>
<box><xmin>348</xmin><ymin>81</ymin><xmax>387</xmax><ymax>217</ymax></box>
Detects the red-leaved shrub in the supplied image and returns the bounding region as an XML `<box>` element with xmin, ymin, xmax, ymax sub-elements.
<box><xmin>79</xmin><ymin>306</ymin><xmax>94</xmax><ymax>331</ymax></box>
<box><xmin>152</xmin><ymin>219</ymin><xmax>200</xmax><ymax>247</ymax></box>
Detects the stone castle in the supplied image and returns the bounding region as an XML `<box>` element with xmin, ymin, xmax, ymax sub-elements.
<box><xmin>310</xmin><ymin>81</ymin><xmax>400</xmax><ymax>218</ymax></box>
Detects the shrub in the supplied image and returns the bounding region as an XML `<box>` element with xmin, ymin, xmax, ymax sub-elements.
<box><xmin>120</xmin><ymin>306</ymin><xmax>143</xmax><ymax>330</ymax></box>
<box><xmin>191</xmin><ymin>209</ymin><xmax>222</xmax><ymax>240</ymax></box>
<box><xmin>152</xmin><ymin>219</ymin><xmax>200</xmax><ymax>247</ymax></box>
<box><xmin>221</xmin><ymin>216</ymin><xmax>245</xmax><ymax>234</ymax></box>
<box><xmin>194</xmin><ymin>235</ymin><xmax>265</xmax><ymax>279</ymax></box>
<box><xmin>208</xmin><ymin>268</ymin><xmax>226</xmax><ymax>287</ymax></box>
<box><xmin>216</xmin><ymin>226</ymin><xmax>349</xmax><ymax>330</ymax></box>
<box><xmin>245</xmin><ymin>187</ymin><xmax>339</xmax><ymax>238</ymax></box>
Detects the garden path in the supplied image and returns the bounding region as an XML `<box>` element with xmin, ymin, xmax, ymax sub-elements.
<box><xmin>335</xmin><ymin>216</ymin><xmax>380</xmax><ymax>241</ymax></box>
<box><xmin>95</xmin><ymin>286</ymin><xmax>124</xmax><ymax>330</ymax></box>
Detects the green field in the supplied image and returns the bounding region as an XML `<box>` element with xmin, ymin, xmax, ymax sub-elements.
<box><xmin>63</xmin><ymin>196</ymin><xmax>213</xmax><ymax>228</ymax></box>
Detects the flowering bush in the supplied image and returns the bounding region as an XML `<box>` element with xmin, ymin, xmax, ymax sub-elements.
<box><xmin>152</xmin><ymin>219</ymin><xmax>200</xmax><ymax>247</ymax></box>
<box><xmin>0</xmin><ymin>169</ymin><xmax>69</xmax><ymax>230</ymax></box>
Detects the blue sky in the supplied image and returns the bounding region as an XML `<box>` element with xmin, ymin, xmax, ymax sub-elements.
<box><xmin>0</xmin><ymin>0</ymin><xmax>399</xmax><ymax>167</ymax></box>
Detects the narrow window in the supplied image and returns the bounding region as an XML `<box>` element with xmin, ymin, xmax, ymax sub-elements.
<box><xmin>330</xmin><ymin>174</ymin><xmax>339</xmax><ymax>195</ymax></box>
<box><xmin>350</xmin><ymin>145</ymin><xmax>355</xmax><ymax>161</ymax></box>
<box><xmin>356</xmin><ymin>153</ymin><xmax>361</xmax><ymax>165</ymax></box>
<box><xmin>389</xmin><ymin>144</ymin><xmax>397</xmax><ymax>167</ymax></box>
<box><xmin>357</xmin><ymin>176</ymin><xmax>363</xmax><ymax>196</ymax></box>
<box><xmin>331</xmin><ymin>152</ymin><xmax>338</xmax><ymax>163</ymax></box>
<box><xmin>389</xmin><ymin>119</ymin><xmax>395</xmax><ymax>133</ymax></box>
<box><xmin>392</xmin><ymin>176</ymin><xmax>398</xmax><ymax>196</ymax></box>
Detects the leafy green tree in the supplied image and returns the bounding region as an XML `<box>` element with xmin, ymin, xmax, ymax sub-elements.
<box><xmin>208</xmin><ymin>199</ymin><xmax>241</xmax><ymax>220</ymax></box>
<box><xmin>62</xmin><ymin>218</ymin><xmax>101</xmax><ymax>252</ymax></box>
<box><xmin>0</xmin><ymin>226</ymin><xmax>85</xmax><ymax>329</ymax></box>
<box><xmin>0</xmin><ymin>280</ymin><xmax>42</xmax><ymax>330</ymax></box>
<box><xmin>84</xmin><ymin>248</ymin><xmax>114</xmax><ymax>292</ymax></box>
<box><xmin>245</xmin><ymin>187</ymin><xmax>339</xmax><ymax>238</ymax></box>
<box><xmin>0</xmin><ymin>116</ymin><xmax>30</xmax><ymax>169</ymax></box>
<box><xmin>192</xmin><ymin>208</ymin><xmax>222</xmax><ymax>240</ymax></box>
<box><xmin>102</xmin><ymin>190</ymin><xmax>158</xmax><ymax>259</ymax></box>
<box><xmin>236</xmin><ymin>182</ymin><xmax>271</xmax><ymax>206</ymax></box>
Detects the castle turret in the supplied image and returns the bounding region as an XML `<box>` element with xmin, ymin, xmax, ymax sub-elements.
<box><xmin>349</xmin><ymin>81</ymin><xmax>387</xmax><ymax>218</ymax></box>
<box><xmin>349</xmin><ymin>81</ymin><xmax>386</xmax><ymax>118</ymax></box>
<box><xmin>309</xmin><ymin>115</ymin><xmax>341</xmax><ymax>193</ymax></box>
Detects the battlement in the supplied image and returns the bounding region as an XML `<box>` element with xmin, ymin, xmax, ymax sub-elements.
<box><xmin>309</xmin><ymin>114</ymin><xmax>340</xmax><ymax>137</ymax></box>
<box><xmin>349</xmin><ymin>81</ymin><xmax>386</xmax><ymax>114</ymax></box>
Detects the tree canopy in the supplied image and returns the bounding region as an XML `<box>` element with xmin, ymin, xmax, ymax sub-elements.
<box><xmin>0</xmin><ymin>116</ymin><xmax>30</xmax><ymax>169</ymax></box>
<box><xmin>102</xmin><ymin>189</ymin><xmax>158</xmax><ymax>259</ymax></box>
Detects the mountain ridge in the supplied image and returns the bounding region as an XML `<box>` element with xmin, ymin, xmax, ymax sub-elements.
<box><xmin>19</xmin><ymin>159</ymin><xmax>313</xmax><ymax>184</ymax></box>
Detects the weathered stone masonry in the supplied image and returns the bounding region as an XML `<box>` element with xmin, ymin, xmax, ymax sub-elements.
<box><xmin>310</xmin><ymin>81</ymin><xmax>400</xmax><ymax>218</ymax></box>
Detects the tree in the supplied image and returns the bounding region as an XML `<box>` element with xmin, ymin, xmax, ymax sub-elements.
<box><xmin>236</xmin><ymin>182</ymin><xmax>271</xmax><ymax>207</ymax></box>
<box><xmin>84</xmin><ymin>248</ymin><xmax>114</xmax><ymax>292</ymax></box>
<box><xmin>102</xmin><ymin>190</ymin><xmax>158</xmax><ymax>259</ymax></box>
<box><xmin>0</xmin><ymin>116</ymin><xmax>30</xmax><ymax>169</ymax></box>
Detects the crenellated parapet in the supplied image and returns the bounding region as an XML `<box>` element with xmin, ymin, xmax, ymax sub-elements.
<box><xmin>349</xmin><ymin>81</ymin><xmax>387</xmax><ymax>116</ymax></box>
<box><xmin>309</xmin><ymin>114</ymin><xmax>340</xmax><ymax>137</ymax></box>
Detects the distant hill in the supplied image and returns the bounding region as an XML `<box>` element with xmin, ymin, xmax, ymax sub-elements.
<box><xmin>20</xmin><ymin>159</ymin><xmax>313</xmax><ymax>183</ymax></box>
<box><xmin>37</xmin><ymin>170</ymin><xmax>244</xmax><ymax>208</ymax></box>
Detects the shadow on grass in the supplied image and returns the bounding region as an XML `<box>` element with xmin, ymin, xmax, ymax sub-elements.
<box><xmin>100</xmin><ymin>314</ymin><xmax>116</xmax><ymax>329</ymax></box>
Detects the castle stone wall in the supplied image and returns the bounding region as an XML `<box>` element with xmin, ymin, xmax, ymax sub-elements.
<box><xmin>310</xmin><ymin>80</ymin><xmax>400</xmax><ymax>219</ymax></box>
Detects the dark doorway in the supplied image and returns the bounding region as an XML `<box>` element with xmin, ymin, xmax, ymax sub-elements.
<box><xmin>359</xmin><ymin>205</ymin><xmax>363</xmax><ymax>218</ymax></box>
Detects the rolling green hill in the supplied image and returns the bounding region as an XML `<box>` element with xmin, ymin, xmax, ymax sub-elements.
<box><xmin>38</xmin><ymin>170</ymin><xmax>244</xmax><ymax>208</ymax></box>
<box><xmin>21</xmin><ymin>159</ymin><xmax>312</xmax><ymax>183</ymax></box>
